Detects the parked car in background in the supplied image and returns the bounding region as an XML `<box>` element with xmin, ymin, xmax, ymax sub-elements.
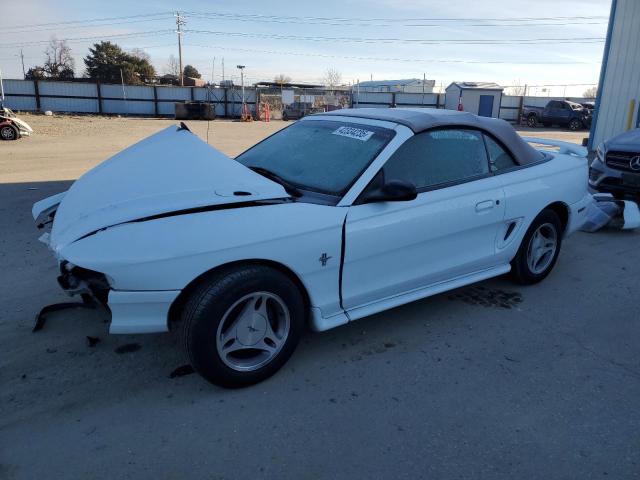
<box><xmin>522</xmin><ymin>100</ymin><xmax>592</xmax><ymax>131</ymax></box>
<box><xmin>281</xmin><ymin>102</ymin><xmax>324</xmax><ymax>120</ymax></box>
<box><xmin>590</xmin><ymin>128</ymin><xmax>640</xmax><ymax>199</ymax></box>
<box><xmin>0</xmin><ymin>107</ymin><xmax>33</xmax><ymax>140</ymax></box>
<box><xmin>580</xmin><ymin>101</ymin><xmax>595</xmax><ymax>113</ymax></box>
<box><xmin>32</xmin><ymin>109</ymin><xmax>589</xmax><ymax>387</ymax></box>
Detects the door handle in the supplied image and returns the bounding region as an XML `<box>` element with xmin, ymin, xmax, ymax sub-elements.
<box><xmin>475</xmin><ymin>200</ymin><xmax>495</xmax><ymax>212</ymax></box>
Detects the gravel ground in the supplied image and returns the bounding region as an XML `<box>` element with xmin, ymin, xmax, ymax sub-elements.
<box><xmin>1</xmin><ymin>114</ymin><xmax>638</xmax><ymax>480</ymax></box>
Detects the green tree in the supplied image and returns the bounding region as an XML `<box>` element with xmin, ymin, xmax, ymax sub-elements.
<box><xmin>25</xmin><ymin>66</ymin><xmax>46</xmax><ymax>80</ymax></box>
<box><xmin>183</xmin><ymin>64</ymin><xmax>201</xmax><ymax>79</ymax></box>
<box><xmin>84</xmin><ymin>41</ymin><xmax>156</xmax><ymax>84</ymax></box>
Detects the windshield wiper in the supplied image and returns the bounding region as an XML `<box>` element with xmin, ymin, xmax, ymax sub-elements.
<box><xmin>248</xmin><ymin>166</ymin><xmax>302</xmax><ymax>197</ymax></box>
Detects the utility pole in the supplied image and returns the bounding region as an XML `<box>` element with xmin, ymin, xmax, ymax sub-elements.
<box><xmin>0</xmin><ymin>68</ymin><xmax>5</xmax><ymax>106</ymax></box>
<box><xmin>175</xmin><ymin>11</ymin><xmax>186</xmax><ymax>86</ymax></box>
<box><xmin>222</xmin><ymin>57</ymin><xmax>225</xmax><ymax>83</ymax></box>
<box><xmin>19</xmin><ymin>49</ymin><xmax>26</xmax><ymax>79</ymax></box>
<box><xmin>211</xmin><ymin>57</ymin><xmax>215</xmax><ymax>85</ymax></box>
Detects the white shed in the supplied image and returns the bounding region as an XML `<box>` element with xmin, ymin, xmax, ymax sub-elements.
<box><xmin>444</xmin><ymin>82</ymin><xmax>503</xmax><ymax>118</ymax></box>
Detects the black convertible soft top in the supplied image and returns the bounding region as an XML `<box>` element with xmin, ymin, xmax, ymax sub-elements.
<box><xmin>317</xmin><ymin>107</ymin><xmax>544</xmax><ymax>166</ymax></box>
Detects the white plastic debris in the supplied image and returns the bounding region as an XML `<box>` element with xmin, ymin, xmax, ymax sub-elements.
<box><xmin>44</xmin><ymin>110</ymin><xmax>53</xmax><ymax>116</ymax></box>
<box><xmin>581</xmin><ymin>194</ymin><xmax>640</xmax><ymax>232</ymax></box>
<box><xmin>621</xmin><ymin>200</ymin><xmax>640</xmax><ymax>230</ymax></box>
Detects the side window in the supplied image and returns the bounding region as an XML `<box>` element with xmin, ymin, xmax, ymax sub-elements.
<box><xmin>383</xmin><ymin>129</ymin><xmax>489</xmax><ymax>190</ymax></box>
<box><xmin>484</xmin><ymin>135</ymin><xmax>517</xmax><ymax>171</ymax></box>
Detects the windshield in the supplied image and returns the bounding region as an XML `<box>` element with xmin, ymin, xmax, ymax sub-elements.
<box><xmin>236</xmin><ymin>119</ymin><xmax>395</xmax><ymax>196</ymax></box>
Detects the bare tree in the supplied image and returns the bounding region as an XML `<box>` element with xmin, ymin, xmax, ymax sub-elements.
<box><xmin>274</xmin><ymin>74</ymin><xmax>291</xmax><ymax>85</ymax></box>
<box><xmin>130</xmin><ymin>48</ymin><xmax>151</xmax><ymax>62</ymax></box>
<box><xmin>504</xmin><ymin>80</ymin><xmax>526</xmax><ymax>96</ymax></box>
<box><xmin>165</xmin><ymin>54</ymin><xmax>179</xmax><ymax>76</ymax></box>
<box><xmin>583</xmin><ymin>86</ymin><xmax>598</xmax><ymax>99</ymax></box>
<box><xmin>43</xmin><ymin>37</ymin><xmax>75</xmax><ymax>79</ymax></box>
<box><xmin>322</xmin><ymin>68</ymin><xmax>342</xmax><ymax>88</ymax></box>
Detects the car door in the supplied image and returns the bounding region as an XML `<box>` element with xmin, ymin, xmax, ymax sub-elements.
<box><xmin>557</xmin><ymin>102</ymin><xmax>572</xmax><ymax>124</ymax></box>
<box><xmin>542</xmin><ymin>101</ymin><xmax>559</xmax><ymax>123</ymax></box>
<box><xmin>341</xmin><ymin>128</ymin><xmax>506</xmax><ymax>310</ymax></box>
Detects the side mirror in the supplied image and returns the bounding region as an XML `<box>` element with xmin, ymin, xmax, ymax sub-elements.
<box><xmin>361</xmin><ymin>179</ymin><xmax>417</xmax><ymax>204</ymax></box>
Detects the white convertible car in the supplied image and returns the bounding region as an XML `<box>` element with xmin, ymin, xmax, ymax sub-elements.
<box><xmin>32</xmin><ymin>108</ymin><xmax>590</xmax><ymax>387</ymax></box>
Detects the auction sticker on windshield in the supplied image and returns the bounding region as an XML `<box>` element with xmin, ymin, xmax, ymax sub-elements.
<box><xmin>332</xmin><ymin>126</ymin><xmax>374</xmax><ymax>142</ymax></box>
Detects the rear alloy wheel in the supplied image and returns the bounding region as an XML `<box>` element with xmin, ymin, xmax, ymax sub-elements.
<box><xmin>1</xmin><ymin>126</ymin><xmax>17</xmax><ymax>140</ymax></box>
<box><xmin>568</xmin><ymin>118</ymin><xmax>582</xmax><ymax>131</ymax></box>
<box><xmin>181</xmin><ymin>265</ymin><xmax>305</xmax><ymax>388</ymax></box>
<box><xmin>527</xmin><ymin>115</ymin><xmax>538</xmax><ymax>128</ymax></box>
<box><xmin>511</xmin><ymin>209</ymin><xmax>563</xmax><ymax>285</ymax></box>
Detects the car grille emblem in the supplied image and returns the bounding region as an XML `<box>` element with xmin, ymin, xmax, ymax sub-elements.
<box><xmin>630</xmin><ymin>156</ymin><xmax>640</xmax><ymax>171</ymax></box>
<box><xmin>319</xmin><ymin>253</ymin><xmax>332</xmax><ymax>266</ymax></box>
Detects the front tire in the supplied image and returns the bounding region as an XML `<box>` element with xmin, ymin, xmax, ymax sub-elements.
<box><xmin>181</xmin><ymin>265</ymin><xmax>305</xmax><ymax>388</ymax></box>
<box><xmin>511</xmin><ymin>210</ymin><xmax>563</xmax><ymax>285</ymax></box>
<box><xmin>1</xmin><ymin>125</ymin><xmax>17</xmax><ymax>140</ymax></box>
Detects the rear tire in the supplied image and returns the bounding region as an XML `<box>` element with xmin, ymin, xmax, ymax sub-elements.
<box><xmin>526</xmin><ymin>114</ymin><xmax>538</xmax><ymax>128</ymax></box>
<box><xmin>1</xmin><ymin>125</ymin><xmax>17</xmax><ymax>140</ymax></box>
<box><xmin>181</xmin><ymin>265</ymin><xmax>305</xmax><ymax>388</ymax></box>
<box><xmin>568</xmin><ymin>118</ymin><xmax>582</xmax><ymax>131</ymax></box>
<box><xmin>282</xmin><ymin>112</ymin><xmax>288</xmax><ymax>121</ymax></box>
<box><xmin>511</xmin><ymin>209</ymin><xmax>563</xmax><ymax>285</ymax></box>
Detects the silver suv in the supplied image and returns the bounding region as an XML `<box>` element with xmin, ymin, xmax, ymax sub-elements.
<box><xmin>590</xmin><ymin>128</ymin><xmax>640</xmax><ymax>199</ymax></box>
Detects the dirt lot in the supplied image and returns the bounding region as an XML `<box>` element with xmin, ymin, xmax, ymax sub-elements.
<box><xmin>0</xmin><ymin>114</ymin><xmax>587</xmax><ymax>184</ymax></box>
<box><xmin>1</xmin><ymin>114</ymin><xmax>638</xmax><ymax>480</ymax></box>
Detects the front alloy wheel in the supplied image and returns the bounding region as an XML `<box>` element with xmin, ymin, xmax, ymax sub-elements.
<box><xmin>181</xmin><ymin>265</ymin><xmax>304</xmax><ymax>388</ymax></box>
<box><xmin>216</xmin><ymin>292</ymin><xmax>290</xmax><ymax>372</ymax></box>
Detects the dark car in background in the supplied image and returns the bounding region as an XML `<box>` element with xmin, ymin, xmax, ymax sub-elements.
<box><xmin>281</xmin><ymin>102</ymin><xmax>324</xmax><ymax>120</ymax></box>
<box><xmin>522</xmin><ymin>100</ymin><xmax>592</xmax><ymax>131</ymax></box>
<box><xmin>590</xmin><ymin>128</ymin><xmax>640</xmax><ymax>199</ymax></box>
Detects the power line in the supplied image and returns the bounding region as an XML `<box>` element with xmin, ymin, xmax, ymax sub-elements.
<box><xmin>186</xmin><ymin>29</ymin><xmax>605</xmax><ymax>45</ymax></box>
<box><xmin>1</xmin><ymin>16</ymin><xmax>174</xmax><ymax>35</ymax></box>
<box><xmin>187</xmin><ymin>11</ymin><xmax>607</xmax><ymax>28</ymax></box>
<box><xmin>183</xmin><ymin>42</ymin><xmax>600</xmax><ymax>65</ymax></box>
<box><xmin>0</xmin><ymin>30</ymin><xmax>174</xmax><ymax>48</ymax></box>
<box><xmin>3</xmin><ymin>12</ymin><xmax>173</xmax><ymax>31</ymax></box>
<box><xmin>186</xmin><ymin>12</ymin><xmax>608</xmax><ymax>23</ymax></box>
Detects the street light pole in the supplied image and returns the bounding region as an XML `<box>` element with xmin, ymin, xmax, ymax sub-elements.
<box><xmin>237</xmin><ymin>65</ymin><xmax>245</xmax><ymax>104</ymax></box>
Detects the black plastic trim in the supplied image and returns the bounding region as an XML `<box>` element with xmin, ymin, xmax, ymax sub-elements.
<box><xmin>338</xmin><ymin>214</ymin><xmax>347</xmax><ymax>310</ymax></box>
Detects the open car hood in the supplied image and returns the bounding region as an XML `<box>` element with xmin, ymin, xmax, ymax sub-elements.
<box><xmin>49</xmin><ymin>125</ymin><xmax>289</xmax><ymax>249</ymax></box>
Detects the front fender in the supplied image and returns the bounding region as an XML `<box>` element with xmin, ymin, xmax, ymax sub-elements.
<box><xmin>59</xmin><ymin>202</ymin><xmax>347</xmax><ymax>320</ymax></box>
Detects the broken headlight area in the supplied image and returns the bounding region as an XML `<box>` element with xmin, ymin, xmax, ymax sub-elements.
<box><xmin>58</xmin><ymin>261</ymin><xmax>111</xmax><ymax>305</ymax></box>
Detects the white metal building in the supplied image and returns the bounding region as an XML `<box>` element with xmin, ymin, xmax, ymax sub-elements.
<box><xmin>589</xmin><ymin>0</ymin><xmax>640</xmax><ymax>149</ymax></box>
<box><xmin>444</xmin><ymin>82</ymin><xmax>503</xmax><ymax>118</ymax></box>
<box><xmin>355</xmin><ymin>79</ymin><xmax>435</xmax><ymax>93</ymax></box>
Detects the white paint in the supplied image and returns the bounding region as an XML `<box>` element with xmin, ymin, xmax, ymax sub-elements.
<box><xmin>34</xmin><ymin>115</ymin><xmax>588</xmax><ymax>335</ymax></box>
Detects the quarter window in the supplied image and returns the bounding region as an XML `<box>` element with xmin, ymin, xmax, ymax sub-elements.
<box><xmin>383</xmin><ymin>129</ymin><xmax>490</xmax><ymax>190</ymax></box>
<box><xmin>484</xmin><ymin>135</ymin><xmax>517</xmax><ymax>171</ymax></box>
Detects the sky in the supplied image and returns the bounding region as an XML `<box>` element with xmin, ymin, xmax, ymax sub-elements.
<box><xmin>0</xmin><ymin>0</ymin><xmax>612</xmax><ymax>96</ymax></box>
